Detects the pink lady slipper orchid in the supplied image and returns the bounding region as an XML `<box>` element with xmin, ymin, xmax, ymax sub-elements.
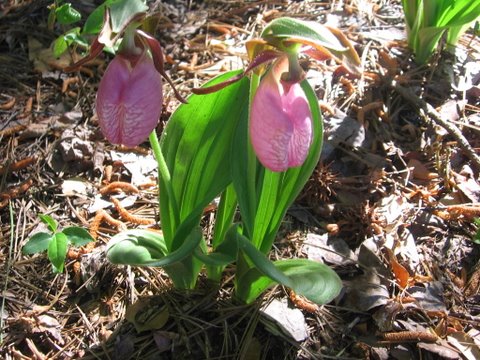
<box><xmin>250</xmin><ymin>56</ymin><xmax>312</xmax><ymax>172</ymax></box>
<box><xmin>66</xmin><ymin>10</ymin><xmax>185</xmax><ymax>147</ymax></box>
<box><xmin>96</xmin><ymin>51</ymin><xmax>163</xmax><ymax>147</ymax></box>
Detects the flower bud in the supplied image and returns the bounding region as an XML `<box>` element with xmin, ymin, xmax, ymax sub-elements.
<box><xmin>96</xmin><ymin>53</ymin><xmax>163</xmax><ymax>147</ymax></box>
<box><xmin>250</xmin><ymin>57</ymin><xmax>312</xmax><ymax>172</ymax></box>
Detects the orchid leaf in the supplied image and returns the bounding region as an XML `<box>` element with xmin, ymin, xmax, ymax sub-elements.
<box><xmin>211</xmin><ymin>184</ymin><xmax>238</xmax><ymax>249</ymax></box>
<box><xmin>401</xmin><ymin>0</ymin><xmax>480</xmax><ymax>64</ymax></box>
<box><xmin>233</xmin><ymin>228</ymin><xmax>342</xmax><ymax>305</ymax></box>
<box><xmin>260</xmin><ymin>17</ymin><xmax>362</xmax><ymax>74</ymax></box>
<box><xmin>236</xmin><ymin>258</ymin><xmax>343</xmax><ymax>305</ymax></box>
<box><xmin>106</xmin><ymin>227</ymin><xmax>202</xmax><ymax>269</ymax></box>
<box><xmin>109</xmin><ymin>0</ymin><xmax>148</xmax><ymax>33</ymax></box>
<box><xmin>106</xmin><ymin>229</ymin><xmax>167</xmax><ymax>265</ymax></box>
<box><xmin>159</xmin><ymin>70</ymin><xmax>249</xmax><ymax>249</ymax></box>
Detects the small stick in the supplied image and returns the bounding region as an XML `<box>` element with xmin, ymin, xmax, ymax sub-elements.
<box><xmin>0</xmin><ymin>124</ymin><xmax>26</xmax><ymax>138</ymax></box>
<box><xmin>0</xmin><ymin>178</ymin><xmax>34</xmax><ymax>208</ymax></box>
<box><xmin>110</xmin><ymin>197</ymin><xmax>155</xmax><ymax>225</ymax></box>
<box><xmin>391</xmin><ymin>81</ymin><xmax>480</xmax><ymax>169</ymax></box>
<box><xmin>89</xmin><ymin>209</ymin><xmax>126</xmax><ymax>239</ymax></box>
<box><xmin>99</xmin><ymin>181</ymin><xmax>139</xmax><ymax>195</ymax></box>
<box><xmin>289</xmin><ymin>289</ymin><xmax>319</xmax><ymax>314</ymax></box>
<box><xmin>0</xmin><ymin>97</ymin><xmax>16</xmax><ymax>110</ymax></box>
<box><xmin>380</xmin><ymin>330</ymin><xmax>438</xmax><ymax>343</ymax></box>
<box><xmin>0</xmin><ymin>157</ymin><xmax>36</xmax><ymax>175</ymax></box>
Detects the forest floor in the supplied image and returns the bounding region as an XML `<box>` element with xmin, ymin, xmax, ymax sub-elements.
<box><xmin>1</xmin><ymin>0</ymin><xmax>480</xmax><ymax>359</ymax></box>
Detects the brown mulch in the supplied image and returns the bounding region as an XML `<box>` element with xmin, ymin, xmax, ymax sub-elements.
<box><xmin>1</xmin><ymin>0</ymin><xmax>480</xmax><ymax>359</ymax></box>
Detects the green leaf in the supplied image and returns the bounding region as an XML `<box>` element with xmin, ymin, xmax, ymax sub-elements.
<box><xmin>48</xmin><ymin>232</ymin><xmax>68</xmax><ymax>273</ymax></box>
<box><xmin>260</xmin><ymin>17</ymin><xmax>361</xmax><ymax>74</ymax></box>
<box><xmin>83</xmin><ymin>0</ymin><xmax>115</xmax><ymax>35</ymax></box>
<box><xmin>22</xmin><ymin>232</ymin><xmax>53</xmax><ymax>254</ymax></box>
<box><xmin>62</xmin><ymin>227</ymin><xmax>94</xmax><ymax>247</ymax></box>
<box><xmin>233</xmin><ymin>225</ymin><xmax>341</xmax><ymax>304</ymax></box>
<box><xmin>194</xmin><ymin>224</ymin><xmax>239</xmax><ymax>267</ymax></box>
<box><xmin>109</xmin><ymin>0</ymin><xmax>148</xmax><ymax>33</ymax></box>
<box><xmin>236</xmin><ymin>258</ymin><xmax>343</xmax><ymax>305</ymax></box>
<box><xmin>261</xmin><ymin>17</ymin><xmax>346</xmax><ymax>51</ymax></box>
<box><xmin>159</xmin><ymin>70</ymin><xmax>250</xmax><ymax>248</ymax></box>
<box><xmin>39</xmin><ymin>214</ymin><xmax>58</xmax><ymax>233</ymax></box>
<box><xmin>106</xmin><ymin>229</ymin><xmax>168</xmax><ymax>265</ymax></box>
<box><xmin>194</xmin><ymin>248</ymin><xmax>235</xmax><ymax>267</ymax></box>
<box><xmin>236</xmin><ymin>230</ymin><xmax>294</xmax><ymax>289</ymax></box>
<box><xmin>55</xmin><ymin>3</ymin><xmax>81</xmax><ymax>25</ymax></box>
<box><xmin>211</xmin><ymin>184</ymin><xmax>238</xmax><ymax>249</ymax></box>
<box><xmin>276</xmin><ymin>259</ymin><xmax>342</xmax><ymax>305</ymax></box>
<box><xmin>401</xmin><ymin>0</ymin><xmax>480</xmax><ymax>63</ymax></box>
<box><xmin>53</xmin><ymin>35</ymin><xmax>68</xmax><ymax>57</ymax></box>
<box><xmin>53</xmin><ymin>27</ymin><xmax>87</xmax><ymax>57</ymax></box>
<box><xmin>106</xmin><ymin>227</ymin><xmax>203</xmax><ymax>268</ymax></box>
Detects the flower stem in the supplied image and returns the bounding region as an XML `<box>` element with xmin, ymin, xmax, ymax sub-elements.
<box><xmin>149</xmin><ymin>130</ymin><xmax>180</xmax><ymax>229</ymax></box>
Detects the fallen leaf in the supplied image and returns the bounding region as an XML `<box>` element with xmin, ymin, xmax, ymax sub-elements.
<box><xmin>385</xmin><ymin>248</ymin><xmax>410</xmax><ymax>289</ymax></box>
<box><xmin>303</xmin><ymin>232</ymin><xmax>354</xmax><ymax>265</ymax></box>
<box><xmin>260</xmin><ymin>298</ymin><xmax>308</xmax><ymax>342</ymax></box>
<box><xmin>61</xmin><ymin>179</ymin><xmax>92</xmax><ymax>196</ymax></box>
<box><xmin>408</xmin><ymin>159</ymin><xmax>438</xmax><ymax>181</ymax></box>
<box><xmin>408</xmin><ymin>282</ymin><xmax>447</xmax><ymax>312</ymax></box>
<box><xmin>126</xmin><ymin>296</ymin><xmax>169</xmax><ymax>333</ymax></box>
<box><xmin>345</xmin><ymin>271</ymin><xmax>390</xmax><ymax>311</ymax></box>
<box><xmin>447</xmin><ymin>331</ymin><xmax>480</xmax><ymax>360</ymax></box>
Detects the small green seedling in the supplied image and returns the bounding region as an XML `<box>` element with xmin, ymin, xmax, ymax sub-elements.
<box><xmin>22</xmin><ymin>214</ymin><xmax>94</xmax><ymax>273</ymax></box>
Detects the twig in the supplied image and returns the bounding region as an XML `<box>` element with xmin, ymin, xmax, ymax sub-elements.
<box><xmin>391</xmin><ymin>80</ymin><xmax>480</xmax><ymax>169</ymax></box>
<box><xmin>111</xmin><ymin>197</ymin><xmax>155</xmax><ymax>225</ymax></box>
<box><xmin>380</xmin><ymin>330</ymin><xmax>438</xmax><ymax>343</ymax></box>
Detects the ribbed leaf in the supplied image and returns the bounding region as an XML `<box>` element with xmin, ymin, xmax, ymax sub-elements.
<box><xmin>48</xmin><ymin>232</ymin><xmax>68</xmax><ymax>273</ymax></box>
<box><xmin>234</xmin><ymin>230</ymin><xmax>342</xmax><ymax>305</ymax></box>
<box><xmin>159</xmin><ymin>70</ymin><xmax>250</xmax><ymax>249</ymax></box>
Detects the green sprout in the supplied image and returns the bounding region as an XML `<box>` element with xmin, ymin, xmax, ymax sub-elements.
<box><xmin>22</xmin><ymin>214</ymin><xmax>94</xmax><ymax>273</ymax></box>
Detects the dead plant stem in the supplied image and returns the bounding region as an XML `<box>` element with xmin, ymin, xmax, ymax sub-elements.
<box><xmin>391</xmin><ymin>80</ymin><xmax>480</xmax><ymax>169</ymax></box>
<box><xmin>0</xmin><ymin>201</ymin><xmax>14</xmax><ymax>345</ymax></box>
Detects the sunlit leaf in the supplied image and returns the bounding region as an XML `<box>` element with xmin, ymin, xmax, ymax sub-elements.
<box><xmin>55</xmin><ymin>3</ymin><xmax>81</xmax><ymax>25</ymax></box>
<box><xmin>48</xmin><ymin>232</ymin><xmax>68</xmax><ymax>273</ymax></box>
<box><xmin>159</xmin><ymin>70</ymin><xmax>249</xmax><ymax>248</ymax></box>
<box><xmin>22</xmin><ymin>232</ymin><xmax>52</xmax><ymax>254</ymax></box>
<box><xmin>83</xmin><ymin>0</ymin><xmax>116</xmax><ymax>35</ymax></box>
<box><xmin>39</xmin><ymin>214</ymin><xmax>58</xmax><ymax>233</ymax></box>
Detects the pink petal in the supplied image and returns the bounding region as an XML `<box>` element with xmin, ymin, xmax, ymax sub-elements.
<box><xmin>250</xmin><ymin>59</ymin><xmax>312</xmax><ymax>172</ymax></box>
<box><xmin>96</xmin><ymin>53</ymin><xmax>163</xmax><ymax>147</ymax></box>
